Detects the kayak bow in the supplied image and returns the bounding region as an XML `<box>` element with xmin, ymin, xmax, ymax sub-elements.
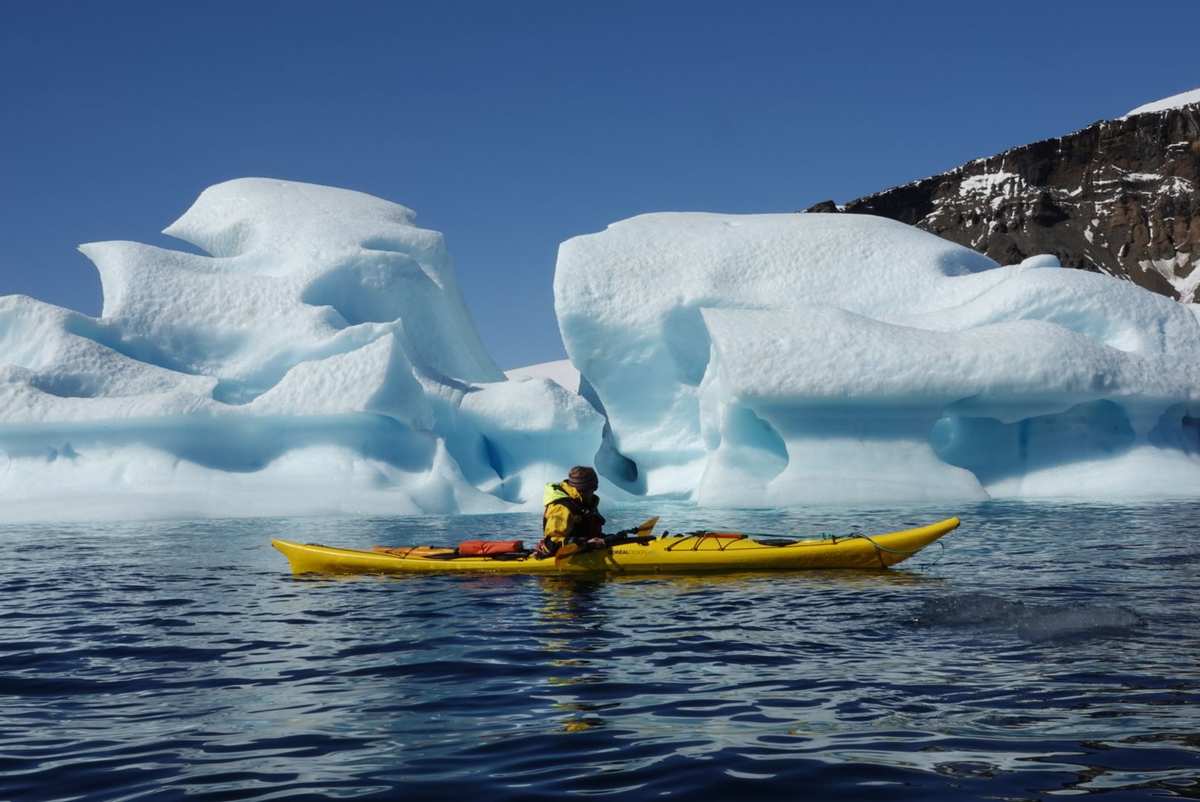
<box><xmin>272</xmin><ymin>517</ymin><xmax>959</xmax><ymax>575</ymax></box>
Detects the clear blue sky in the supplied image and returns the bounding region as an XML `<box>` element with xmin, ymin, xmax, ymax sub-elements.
<box><xmin>2</xmin><ymin>0</ymin><xmax>1196</xmax><ymax>368</ymax></box>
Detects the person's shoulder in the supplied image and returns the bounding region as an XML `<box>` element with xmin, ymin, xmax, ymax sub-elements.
<box><xmin>542</xmin><ymin>482</ymin><xmax>569</xmax><ymax>506</ymax></box>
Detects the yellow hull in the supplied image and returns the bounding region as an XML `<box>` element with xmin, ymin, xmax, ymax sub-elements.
<box><xmin>272</xmin><ymin>517</ymin><xmax>959</xmax><ymax>576</ymax></box>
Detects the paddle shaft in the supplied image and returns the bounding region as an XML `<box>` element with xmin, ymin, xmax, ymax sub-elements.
<box><xmin>554</xmin><ymin>517</ymin><xmax>659</xmax><ymax>561</ymax></box>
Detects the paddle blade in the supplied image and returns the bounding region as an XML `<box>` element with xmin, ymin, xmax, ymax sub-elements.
<box><xmin>554</xmin><ymin>542</ymin><xmax>581</xmax><ymax>562</ymax></box>
<box><xmin>635</xmin><ymin>517</ymin><xmax>659</xmax><ymax>537</ymax></box>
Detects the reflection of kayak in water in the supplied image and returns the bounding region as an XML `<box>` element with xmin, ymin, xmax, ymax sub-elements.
<box><xmin>272</xmin><ymin>517</ymin><xmax>959</xmax><ymax>575</ymax></box>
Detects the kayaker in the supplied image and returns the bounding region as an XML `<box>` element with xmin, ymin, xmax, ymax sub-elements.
<box><xmin>535</xmin><ymin>466</ymin><xmax>607</xmax><ymax>557</ymax></box>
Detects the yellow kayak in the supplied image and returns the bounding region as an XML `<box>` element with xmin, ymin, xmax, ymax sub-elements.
<box><xmin>272</xmin><ymin>517</ymin><xmax>959</xmax><ymax>576</ymax></box>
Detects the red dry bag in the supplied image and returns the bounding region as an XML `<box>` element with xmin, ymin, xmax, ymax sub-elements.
<box><xmin>457</xmin><ymin>539</ymin><xmax>524</xmax><ymax>557</ymax></box>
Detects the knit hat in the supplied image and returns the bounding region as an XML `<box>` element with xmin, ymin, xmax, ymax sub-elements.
<box><xmin>566</xmin><ymin>465</ymin><xmax>599</xmax><ymax>494</ymax></box>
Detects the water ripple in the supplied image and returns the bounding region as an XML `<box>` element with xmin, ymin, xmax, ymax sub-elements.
<box><xmin>1</xmin><ymin>500</ymin><xmax>1199</xmax><ymax>800</ymax></box>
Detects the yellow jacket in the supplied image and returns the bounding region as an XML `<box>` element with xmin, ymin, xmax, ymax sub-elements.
<box><xmin>542</xmin><ymin>482</ymin><xmax>604</xmax><ymax>541</ymax></box>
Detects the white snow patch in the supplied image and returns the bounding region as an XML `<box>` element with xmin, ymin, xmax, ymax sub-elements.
<box><xmin>505</xmin><ymin>359</ymin><xmax>581</xmax><ymax>392</ymax></box>
<box><xmin>959</xmin><ymin>171</ymin><xmax>1023</xmax><ymax>196</ymax></box>
<box><xmin>1018</xmin><ymin>254</ymin><xmax>1061</xmax><ymax>269</ymax></box>
<box><xmin>1144</xmin><ymin>252</ymin><xmax>1200</xmax><ymax>303</ymax></box>
<box><xmin>1164</xmin><ymin>176</ymin><xmax>1196</xmax><ymax>196</ymax></box>
<box><xmin>1122</xmin><ymin>88</ymin><xmax>1200</xmax><ymax>118</ymax></box>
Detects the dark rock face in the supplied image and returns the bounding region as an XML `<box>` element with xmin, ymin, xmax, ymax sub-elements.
<box><xmin>818</xmin><ymin>104</ymin><xmax>1200</xmax><ymax>301</ymax></box>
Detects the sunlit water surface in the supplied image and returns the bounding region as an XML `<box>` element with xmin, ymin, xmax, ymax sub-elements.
<box><xmin>2</xmin><ymin>500</ymin><xmax>1198</xmax><ymax>801</ymax></box>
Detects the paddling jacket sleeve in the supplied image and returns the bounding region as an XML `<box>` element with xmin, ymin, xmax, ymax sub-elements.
<box><xmin>542</xmin><ymin>483</ymin><xmax>606</xmax><ymax>543</ymax></box>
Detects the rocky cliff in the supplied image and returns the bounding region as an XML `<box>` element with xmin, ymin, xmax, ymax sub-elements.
<box><xmin>811</xmin><ymin>94</ymin><xmax>1200</xmax><ymax>301</ymax></box>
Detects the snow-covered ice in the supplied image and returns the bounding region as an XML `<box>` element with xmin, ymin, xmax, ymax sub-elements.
<box><xmin>556</xmin><ymin>212</ymin><xmax>1200</xmax><ymax>504</ymax></box>
<box><xmin>505</xmin><ymin>359</ymin><xmax>580</xmax><ymax>392</ymax></box>
<box><xmin>1121</xmin><ymin>87</ymin><xmax>1200</xmax><ymax>118</ymax></box>
<box><xmin>5</xmin><ymin>178</ymin><xmax>1200</xmax><ymax>519</ymax></box>
<box><xmin>0</xmin><ymin>179</ymin><xmax>602</xmax><ymax>520</ymax></box>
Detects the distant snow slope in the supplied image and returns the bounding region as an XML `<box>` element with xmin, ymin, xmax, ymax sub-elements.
<box><xmin>0</xmin><ymin>179</ymin><xmax>601</xmax><ymax>520</ymax></box>
<box><xmin>505</xmin><ymin>359</ymin><xmax>580</xmax><ymax>392</ymax></box>
<box><xmin>1122</xmin><ymin>87</ymin><xmax>1200</xmax><ymax>117</ymax></box>
<box><xmin>556</xmin><ymin>212</ymin><xmax>1200</xmax><ymax>504</ymax></box>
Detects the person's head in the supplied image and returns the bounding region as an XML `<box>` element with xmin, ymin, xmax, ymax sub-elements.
<box><xmin>566</xmin><ymin>465</ymin><xmax>599</xmax><ymax>499</ymax></box>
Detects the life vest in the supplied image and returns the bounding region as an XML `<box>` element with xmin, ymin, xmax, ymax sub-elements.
<box><xmin>542</xmin><ymin>482</ymin><xmax>606</xmax><ymax>543</ymax></box>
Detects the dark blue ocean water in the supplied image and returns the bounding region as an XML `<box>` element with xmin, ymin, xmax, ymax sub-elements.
<box><xmin>2</xmin><ymin>500</ymin><xmax>1199</xmax><ymax>801</ymax></box>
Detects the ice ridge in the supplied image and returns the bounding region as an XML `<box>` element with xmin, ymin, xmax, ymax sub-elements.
<box><xmin>555</xmin><ymin>212</ymin><xmax>1200</xmax><ymax>504</ymax></box>
<box><xmin>0</xmin><ymin>178</ymin><xmax>602</xmax><ymax>520</ymax></box>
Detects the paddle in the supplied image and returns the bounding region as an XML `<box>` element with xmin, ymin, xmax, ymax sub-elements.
<box><xmin>555</xmin><ymin>516</ymin><xmax>659</xmax><ymax>562</ymax></box>
<box><xmin>604</xmin><ymin>516</ymin><xmax>660</xmax><ymax>547</ymax></box>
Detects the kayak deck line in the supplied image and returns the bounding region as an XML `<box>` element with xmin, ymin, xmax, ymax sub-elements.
<box><xmin>271</xmin><ymin>516</ymin><xmax>960</xmax><ymax>576</ymax></box>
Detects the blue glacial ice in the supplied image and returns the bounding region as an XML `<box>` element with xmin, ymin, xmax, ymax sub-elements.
<box><xmin>555</xmin><ymin>212</ymin><xmax>1200</xmax><ymax>504</ymax></box>
<box><xmin>4</xmin><ymin>180</ymin><xmax>1200</xmax><ymax>520</ymax></box>
<box><xmin>0</xmin><ymin>179</ymin><xmax>602</xmax><ymax>520</ymax></box>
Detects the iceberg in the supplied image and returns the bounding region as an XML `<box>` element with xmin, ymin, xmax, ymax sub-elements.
<box><xmin>6</xmin><ymin>178</ymin><xmax>1200</xmax><ymax>519</ymax></box>
<box><xmin>555</xmin><ymin>212</ymin><xmax>1200</xmax><ymax>503</ymax></box>
<box><xmin>0</xmin><ymin>179</ymin><xmax>602</xmax><ymax>520</ymax></box>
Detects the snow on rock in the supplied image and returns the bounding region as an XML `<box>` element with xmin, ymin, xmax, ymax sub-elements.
<box><xmin>0</xmin><ymin>178</ymin><xmax>601</xmax><ymax>520</ymax></box>
<box><xmin>1122</xmin><ymin>87</ymin><xmax>1200</xmax><ymax>118</ymax></box>
<box><xmin>555</xmin><ymin>212</ymin><xmax>1200</xmax><ymax>504</ymax></box>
